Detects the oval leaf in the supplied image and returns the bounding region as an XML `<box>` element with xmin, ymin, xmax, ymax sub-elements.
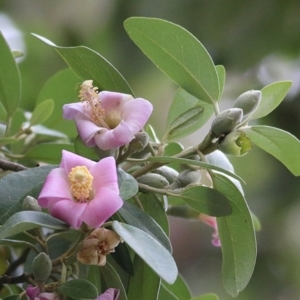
<box><xmin>0</xmin><ymin>31</ymin><xmax>21</xmax><ymax>116</ymax></box>
<box><xmin>212</xmin><ymin>173</ymin><xmax>256</xmax><ymax>297</ymax></box>
<box><xmin>117</xmin><ymin>168</ymin><xmax>138</xmax><ymax>200</ymax></box>
<box><xmin>0</xmin><ymin>211</ymin><xmax>68</xmax><ymax>239</ymax></box>
<box><xmin>179</xmin><ymin>185</ymin><xmax>232</xmax><ymax>216</ymax></box>
<box><xmin>161</xmin><ymin>274</ymin><xmax>192</xmax><ymax>300</ymax></box>
<box><xmin>124</xmin><ymin>17</ymin><xmax>219</xmax><ymax>103</ymax></box>
<box><xmin>112</xmin><ymin>221</ymin><xmax>178</xmax><ymax>284</ymax></box>
<box><xmin>244</xmin><ymin>125</ymin><xmax>300</xmax><ymax>176</ymax></box>
<box><xmin>216</xmin><ymin>65</ymin><xmax>226</xmax><ymax>101</ymax></box>
<box><xmin>30</xmin><ymin>99</ymin><xmax>54</xmax><ymax>126</ymax></box>
<box><xmin>57</xmin><ymin>279</ymin><xmax>98</xmax><ymax>299</ymax></box>
<box><xmin>32</xmin><ymin>34</ymin><xmax>133</xmax><ymax>95</ymax></box>
<box><xmin>253</xmin><ymin>81</ymin><xmax>292</xmax><ymax>119</ymax></box>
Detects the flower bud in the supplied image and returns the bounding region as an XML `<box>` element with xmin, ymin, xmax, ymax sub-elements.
<box><xmin>173</xmin><ymin>169</ymin><xmax>201</xmax><ymax>188</ymax></box>
<box><xmin>129</xmin><ymin>132</ymin><xmax>149</xmax><ymax>151</ymax></box>
<box><xmin>211</xmin><ymin>108</ymin><xmax>243</xmax><ymax>138</ymax></box>
<box><xmin>22</xmin><ymin>196</ymin><xmax>42</xmax><ymax>212</ymax></box>
<box><xmin>218</xmin><ymin>131</ymin><xmax>252</xmax><ymax>156</ymax></box>
<box><xmin>233</xmin><ymin>90</ymin><xmax>261</xmax><ymax>118</ymax></box>
<box><xmin>137</xmin><ymin>173</ymin><xmax>169</xmax><ymax>189</ymax></box>
<box><xmin>153</xmin><ymin>166</ymin><xmax>179</xmax><ymax>184</ymax></box>
<box><xmin>32</xmin><ymin>252</ymin><xmax>52</xmax><ymax>282</ymax></box>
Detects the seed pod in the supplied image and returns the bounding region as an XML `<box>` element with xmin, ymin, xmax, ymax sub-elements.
<box><xmin>32</xmin><ymin>252</ymin><xmax>52</xmax><ymax>282</ymax></box>
<box><xmin>174</xmin><ymin>169</ymin><xmax>201</xmax><ymax>188</ymax></box>
<box><xmin>22</xmin><ymin>196</ymin><xmax>42</xmax><ymax>212</ymax></box>
<box><xmin>137</xmin><ymin>173</ymin><xmax>169</xmax><ymax>189</ymax></box>
<box><xmin>233</xmin><ymin>90</ymin><xmax>261</xmax><ymax>117</ymax></box>
<box><xmin>153</xmin><ymin>166</ymin><xmax>179</xmax><ymax>184</ymax></box>
<box><xmin>211</xmin><ymin>108</ymin><xmax>243</xmax><ymax>138</ymax></box>
<box><xmin>218</xmin><ymin>131</ymin><xmax>252</xmax><ymax>156</ymax></box>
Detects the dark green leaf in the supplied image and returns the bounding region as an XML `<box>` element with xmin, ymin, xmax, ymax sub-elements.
<box><xmin>57</xmin><ymin>279</ymin><xmax>98</xmax><ymax>299</ymax></box>
<box><xmin>118</xmin><ymin>201</ymin><xmax>172</xmax><ymax>252</ymax></box>
<box><xmin>178</xmin><ymin>185</ymin><xmax>232</xmax><ymax>216</ymax></box>
<box><xmin>127</xmin><ymin>255</ymin><xmax>160</xmax><ymax>300</ymax></box>
<box><xmin>189</xmin><ymin>294</ymin><xmax>220</xmax><ymax>300</ymax></box>
<box><xmin>33</xmin><ymin>34</ymin><xmax>133</xmax><ymax>95</ymax></box>
<box><xmin>111</xmin><ymin>240</ymin><xmax>134</xmax><ymax>275</ymax></box>
<box><xmin>124</xmin><ymin>17</ymin><xmax>219</xmax><ymax>103</ymax></box>
<box><xmin>112</xmin><ymin>221</ymin><xmax>178</xmax><ymax>284</ymax></box>
<box><xmin>212</xmin><ymin>174</ymin><xmax>256</xmax><ymax>297</ymax></box>
<box><xmin>87</xmin><ymin>265</ymin><xmax>102</xmax><ymax>293</ymax></box>
<box><xmin>0</xmin><ymin>211</ymin><xmax>68</xmax><ymax>239</ymax></box>
<box><xmin>24</xmin><ymin>143</ymin><xmax>74</xmax><ymax>164</ymax></box>
<box><xmin>244</xmin><ymin>125</ymin><xmax>300</xmax><ymax>176</ymax></box>
<box><xmin>161</xmin><ymin>274</ymin><xmax>192</xmax><ymax>300</ymax></box>
<box><xmin>158</xmin><ymin>285</ymin><xmax>180</xmax><ymax>300</ymax></box>
<box><xmin>117</xmin><ymin>168</ymin><xmax>138</xmax><ymax>200</ymax></box>
<box><xmin>74</xmin><ymin>135</ymin><xmax>99</xmax><ymax>161</ymax></box>
<box><xmin>0</xmin><ymin>31</ymin><xmax>21</xmax><ymax>117</ymax></box>
<box><xmin>0</xmin><ymin>238</ymin><xmax>39</xmax><ymax>254</ymax></box>
<box><xmin>30</xmin><ymin>99</ymin><xmax>54</xmax><ymax>126</ymax></box>
<box><xmin>253</xmin><ymin>81</ymin><xmax>292</xmax><ymax>119</ymax></box>
<box><xmin>0</xmin><ymin>165</ymin><xmax>56</xmax><ymax>224</ymax></box>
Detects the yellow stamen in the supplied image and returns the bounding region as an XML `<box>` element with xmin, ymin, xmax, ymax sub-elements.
<box><xmin>68</xmin><ymin>166</ymin><xmax>94</xmax><ymax>203</ymax></box>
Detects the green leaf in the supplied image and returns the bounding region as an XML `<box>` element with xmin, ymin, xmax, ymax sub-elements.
<box><xmin>189</xmin><ymin>294</ymin><xmax>220</xmax><ymax>300</ymax></box>
<box><xmin>33</xmin><ymin>34</ymin><xmax>133</xmax><ymax>95</ymax></box>
<box><xmin>111</xmin><ymin>240</ymin><xmax>134</xmax><ymax>275</ymax></box>
<box><xmin>57</xmin><ymin>279</ymin><xmax>98</xmax><ymax>299</ymax></box>
<box><xmin>12</xmin><ymin>50</ymin><xmax>24</xmax><ymax>59</ymax></box>
<box><xmin>216</xmin><ymin>65</ymin><xmax>226</xmax><ymax>101</ymax></box>
<box><xmin>0</xmin><ymin>165</ymin><xmax>55</xmax><ymax>224</ymax></box>
<box><xmin>161</xmin><ymin>274</ymin><xmax>192</xmax><ymax>300</ymax></box>
<box><xmin>124</xmin><ymin>17</ymin><xmax>219</xmax><ymax>103</ymax></box>
<box><xmin>252</xmin><ymin>81</ymin><xmax>292</xmax><ymax>119</ymax></box>
<box><xmin>74</xmin><ymin>135</ymin><xmax>99</xmax><ymax>161</ymax></box>
<box><xmin>127</xmin><ymin>255</ymin><xmax>160</xmax><ymax>300</ymax></box>
<box><xmin>158</xmin><ymin>285</ymin><xmax>180</xmax><ymax>300</ymax></box>
<box><xmin>163</xmin><ymin>142</ymin><xmax>184</xmax><ymax>172</ymax></box>
<box><xmin>112</xmin><ymin>221</ymin><xmax>178</xmax><ymax>284</ymax></box>
<box><xmin>87</xmin><ymin>265</ymin><xmax>102</xmax><ymax>293</ymax></box>
<box><xmin>212</xmin><ymin>174</ymin><xmax>256</xmax><ymax>297</ymax></box>
<box><xmin>0</xmin><ymin>238</ymin><xmax>39</xmax><ymax>254</ymax></box>
<box><xmin>117</xmin><ymin>168</ymin><xmax>138</xmax><ymax>200</ymax></box>
<box><xmin>147</xmin><ymin>156</ymin><xmax>245</xmax><ymax>183</ymax></box>
<box><xmin>100</xmin><ymin>262</ymin><xmax>128</xmax><ymax>300</ymax></box>
<box><xmin>244</xmin><ymin>125</ymin><xmax>300</xmax><ymax>176</ymax></box>
<box><xmin>0</xmin><ymin>31</ymin><xmax>21</xmax><ymax>117</ymax></box>
<box><xmin>36</xmin><ymin>68</ymin><xmax>79</xmax><ymax>138</ymax></box>
<box><xmin>165</xmin><ymin>106</ymin><xmax>204</xmax><ymax>142</ymax></box>
<box><xmin>24</xmin><ymin>143</ymin><xmax>74</xmax><ymax>164</ymax></box>
<box><xmin>0</xmin><ymin>211</ymin><xmax>68</xmax><ymax>239</ymax></box>
<box><xmin>178</xmin><ymin>185</ymin><xmax>232</xmax><ymax>216</ymax></box>
<box><xmin>118</xmin><ymin>201</ymin><xmax>172</xmax><ymax>252</ymax></box>
<box><xmin>30</xmin><ymin>99</ymin><xmax>54</xmax><ymax>126</ymax></box>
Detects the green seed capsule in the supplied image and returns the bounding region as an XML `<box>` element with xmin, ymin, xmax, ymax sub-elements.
<box><xmin>233</xmin><ymin>90</ymin><xmax>261</xmax><ymax>117</ymax></box>
<box><xmin>22</xmin><ymin>196</ymin><xmax>42</xmax><ymax>212</ymax></box>
<box><xmin>211</xmin><ymin>108</ymin><xmax>243</xmax><ymax>138</ymax></box>
<box><xmin>137</xmin><ymin>173</ymin><xmax>169</xmax><ymax>189</ymax></box>
<box><xmin>153</xmin><ymin>166</ymin><xmax>179</xmax><ymax>184</ymax></box>
<box><xmin>32</xmin><ymin>252</ymin><xmax>52</xmax><ymax>282</ymax></box>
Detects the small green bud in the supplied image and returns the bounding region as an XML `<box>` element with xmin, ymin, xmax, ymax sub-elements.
<box><xmin>218</xmin><ymin>131</ymin><xmax>252</xmax><ymax>156</ymax></box>
<box><xmin>127</xmin><ymin>132</ymin><xmax>149</xmax><ymax>154</ymax></box>
<box><xmin>211</xmin><ymin>108</ymin><xmax>243</xmax><ymax>138</ymax></box>
<box><xmin>172</xmin><ymin>169</ymin><xmax>201</xmax><ymax>188</ymax></box>
<box><xmin>32</xmin><ymin>252</ymin><xmax>52</xmax><ymax>282</ymax></box>
<box><xmin>22</xmin><ymin>196</ymin><xmax>42</xmax><ymax>212</ymax></box>
<box><xmin>233</xmin><ymin>90</ymin><xmax>262</xmax><ymax>117</ymax></box>
<box><xmin>96</xmin><ymin>147</ymin><xmax>118</xmax><ymax>159</ymax></box>
<box><xmin>153</xmin><ymin>166</ymin><xmax>179</xmax><ymax>184</ymax></box>
<box><xmin>137</xmin><ymin>173</ymin><xmax>169</xmax><ymax>189</ymax></box>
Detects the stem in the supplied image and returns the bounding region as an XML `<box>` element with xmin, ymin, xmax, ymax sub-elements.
<box><xmin>0</xmin><ymin>159</ymin><xmax>27</xmax><ymax>172</ymax></box>
<box><xmin>213</xmin><ymin>101</ymin><xmax>220</xmax><ymax>115</ymax></box>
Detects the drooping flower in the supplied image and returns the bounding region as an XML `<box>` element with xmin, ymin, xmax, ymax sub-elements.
<box><xmin>63</xmin><ymin>80</ymin><xmax>153</xmax><ymax>150</ymax></box>
<box><xmin>77</xmin><ymin>228</ymin><xmax>123</xmax><ymax>266</ymax></box>
<box><xmin>199</xmin><ymin>214</ymin><xmax>221</xmax><ymax>247</ymax></box>
<box><xmin>38</xmin><ymin>150</ymin><xmax>123</xmax><ymax>229</ymax></box>
<box><xmin>95</xmin><ymin>288</ymin><xmax>120</xmax><ymax>300</ymax></box>
<box><xmin>26</xmin><ymin>286</ymin><xmax>59</xmax><ymax>300</ymax></box>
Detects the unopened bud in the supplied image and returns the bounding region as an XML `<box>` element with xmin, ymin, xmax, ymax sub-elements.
<box><xmin>218</xmin><ymin>131</ymin><xmax>252</xmax><ymax>156</ymax></box>
<box><xmin>32</xmin><ymin>252</ymin><xmax>52</xmax><ymax>282</ymax></box>
<box><xmin>169</xmin><ymin>169</ymin><xmax>201</xmax><ymax>189</ymax></box>
<box><xmin>233</xmin><ymin>90</ymin><xmax>261</xmax><ymax>118</ymax></box>
<box><xmin>153</xmin><ymin>166</ymin><xmax>179</xmax><ymax>184</ymax></box>
<box><xmin>22</xmin><ymin>196</ymin><xmax>42</xmax><ymax>212</ymax></box>
<box><xmin>127</xmin><ymin>132</ymin><xmax>149</xmax><ymax>154</ymax></box>
<box><xmin>211</xmin><ymin>108</ymin><xmax>243</xmax><ymax>138</ymax></box>
<box><xmin>137</xmin><ymin>173</ymin><xmax>169</xmax><ymax>189</ymax></box>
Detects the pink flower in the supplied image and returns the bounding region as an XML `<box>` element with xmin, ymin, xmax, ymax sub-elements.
<box><xmin>26</xmin><ymin>286</ymin><xmax>59</xmax><ymax>300</ymax></box>
<box><xmin>199</xmin><ymin>214</ymin><xmax>221</xmax><ymax>247</ymax></box>
<box><xmin>95</xmin><ymin>288</ymin><xmax>120</xmax><ymax>300</ymax></box>
<box><xmin>63</xmin><ymin>80</ymin><xmax>153</xmax><ymax>150</ymax></box>
<box><xmin>38</xmin><ymin>150</ymin><xmax>123</xmax><ymax>229</ymax></box>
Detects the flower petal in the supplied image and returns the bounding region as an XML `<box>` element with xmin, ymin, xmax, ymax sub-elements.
<box><xmin>121</xmin><ymin>98</ymin><xmax>153</xmax><ymax>132</ymax></box>
<box><xmin>94</xmin><ymin>121</ymin><xmax>134</xmax><ymax>150</ymax></box>
<box><xmin>80</xmin><ymin>188</ymin><xmax>123</xmax><ymax>228</ymax></box>
<box><xmin>90</xmin><ymin>156</ymin><xmax>119</xmax><ymax>193</ymax></box>
<box><xmin>60</xmin><ymin>150</ymin><xmax>96</xmax><ymax>173</ymax></box>
<box><xmin>100</xmin><ymin>91</ymin><xmax>132</xmax><ymax>113</ymax></box>
<box><xmin>47</xmin><ymin>198</ymin><xmax>87</xmax><ymax>228</ymax></box>
<box><xmin>96</xmin><ymin>288</ymin><xmax>120</xmax><ymax>300</ymax></box>
<box><xmin>63</xmin><ymin>102</ymin><xmax>87</xmax><ymax>119</ymax></box>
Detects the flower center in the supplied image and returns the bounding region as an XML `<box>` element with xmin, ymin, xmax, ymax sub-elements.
<box><xmin>79</xmin><ymin>80</ymin><xmax>111</xmax><ymax>129</ymax></box>
<box><xmin>68</xmin><ymin>166</ymin><xmax>94</xmax><ymax>203</ymax></box>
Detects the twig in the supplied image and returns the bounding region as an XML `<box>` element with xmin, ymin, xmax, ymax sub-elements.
<box><xmin>0</xmin><ymin>159</ymin><xmax>27</xmax><ymax>172</ymax></box>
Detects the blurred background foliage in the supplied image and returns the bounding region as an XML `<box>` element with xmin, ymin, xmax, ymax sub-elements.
<box><xmin>1</xmin><ymin>1</ymin><xmax>300</xmax><ymax>299</ymax></box>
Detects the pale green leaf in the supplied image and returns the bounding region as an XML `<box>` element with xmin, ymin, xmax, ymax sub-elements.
<box><xmin>117</xmin><ymin>168</ymin><xmax>138</xmax><ymax>200</ymax></box>
<box><xmin>216</xmin><ymin>65</ymin><xmax>226</xmax><ymax>101</ymax></box>
<box><xmin>124</xmin><ymin>17</ymin><xmax>219</xmax><ymax>103</ymax></box>
<box><xmin>30</xmin><ymin>99</ymin><xmax>54</xmax><ymax>126</ymax></box>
